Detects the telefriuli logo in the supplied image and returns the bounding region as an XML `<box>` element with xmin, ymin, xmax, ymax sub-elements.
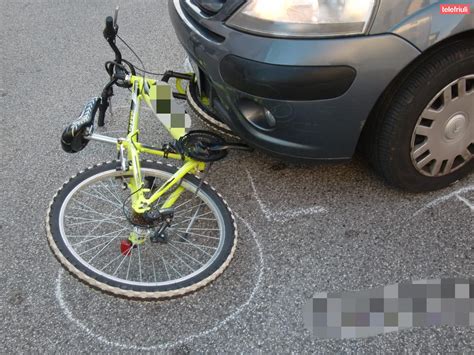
<box><xmin>440</xmin><ymin>4</ymin><xmax>471</xmax><ymax>14</ymax></box>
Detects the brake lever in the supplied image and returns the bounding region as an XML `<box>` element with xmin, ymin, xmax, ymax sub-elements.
<box><xmin>113</xmin><ymin>6</ymin><xmax>119</xmax><ymax>29</ymax></box>
<box><xmin>97</xmin><ymin>79</ymin><xmax>116</xmax><ymax>127</ymax></box>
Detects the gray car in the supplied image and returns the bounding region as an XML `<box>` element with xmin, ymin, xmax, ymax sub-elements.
<box><xmin>169</xmin><ymin>0</ymin><xmax>473</xmax><ymax>192</ymax></box>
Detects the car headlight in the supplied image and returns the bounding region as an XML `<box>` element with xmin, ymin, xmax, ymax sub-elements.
<box><xmin>226</xmin><ymin>0</ymin><xmax>377</xmax><ymax>38</ymax></box>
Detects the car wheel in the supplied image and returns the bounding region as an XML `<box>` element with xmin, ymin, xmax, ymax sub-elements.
<box><xmin>369</xmin><ymin>40</ymin><xmax>473</xmax><ymax>192</ymax></box>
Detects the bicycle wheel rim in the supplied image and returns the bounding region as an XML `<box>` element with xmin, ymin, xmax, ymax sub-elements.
<box><xmin>57</xmin><ymin>167</ymin><xmax>226</xmax><ymax>288</ymax></box>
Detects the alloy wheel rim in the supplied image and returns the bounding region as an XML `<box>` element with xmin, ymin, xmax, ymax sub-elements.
<box><xmin>410</xmin><ymin>74</ymin><xmax>474</xmax><ymax>177</ymax></box>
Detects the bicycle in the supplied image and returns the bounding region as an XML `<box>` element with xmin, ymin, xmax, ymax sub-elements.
<box><xmin>47</xmin><ymin>10</ymin><xmax>250</xmax><ymax>299</ymax></box>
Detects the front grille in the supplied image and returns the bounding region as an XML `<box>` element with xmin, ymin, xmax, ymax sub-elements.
<box><xmin>192</xmin><ymin>0</ymin><xmax>227</xmax><ymax>15</ymax></box>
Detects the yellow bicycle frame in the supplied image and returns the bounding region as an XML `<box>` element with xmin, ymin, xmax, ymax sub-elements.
<box><xmin>118</xmin><ymin>75</ymin><xmax>206</xmax><ymax>214</ymax></box>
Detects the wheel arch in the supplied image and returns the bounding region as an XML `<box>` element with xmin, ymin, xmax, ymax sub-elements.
<box><xmin>358</xmin><ymin>30</ymin><xmax>474</xmax><ymax>151</ymax></box>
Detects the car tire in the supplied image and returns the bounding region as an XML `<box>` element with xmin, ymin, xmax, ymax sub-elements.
<box><xmin>365</xmin><ymin>39</ymin><xmax>474</xmax><ymax>192</ymax></box>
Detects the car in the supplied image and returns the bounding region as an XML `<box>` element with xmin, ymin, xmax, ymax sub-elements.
<box><xmin>169</xmin><ymin>0</ymin><xmax>473</xmax><ymax>192</ymax></box>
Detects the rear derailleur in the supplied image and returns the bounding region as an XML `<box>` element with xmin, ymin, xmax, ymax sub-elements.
<box><xmin>125</xmin><ymin>207</ymin><xmax>175</xmax><ymax>245</ymax></box>
<box><xmin>145</xmin><ymin>208</ymin><xmax>174</xmax><ymax>244</ymax></box>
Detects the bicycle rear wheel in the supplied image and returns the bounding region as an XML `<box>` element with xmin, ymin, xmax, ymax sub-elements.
<box><xmin>47</xmin><ymin>161</ymin><xmax>237</xmax><ymax>299</ymax></box>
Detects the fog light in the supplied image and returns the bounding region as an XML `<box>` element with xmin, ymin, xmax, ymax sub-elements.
<box><xmin>238</xmin><ymin>99</ymin><xmax>276</xmax><ymax>130</ymax></box>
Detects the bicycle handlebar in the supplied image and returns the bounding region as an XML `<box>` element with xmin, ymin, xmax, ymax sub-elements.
<box><xmin>103</xmin><ymin>16</ymin><xmax>122</xmax><ymax>64</ymax></box>
<box><xmin>97</xmin><ymin>14</ymin><xmax>124</xmax><ymax>126</ymax></box>
<box><xmin>103</xmin><ymin>16</ymin><xmax>116</xmax><ymax>41</ymax></box>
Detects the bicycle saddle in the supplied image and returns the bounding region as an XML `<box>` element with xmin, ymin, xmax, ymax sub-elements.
<box><xmin>61</xmin><ymin>97</ymin><xmax>100</xmax><ymax>153</ymax></box>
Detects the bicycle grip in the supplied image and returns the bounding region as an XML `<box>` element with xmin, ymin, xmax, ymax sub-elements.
<box><xmin>103</xmin><ymin>16</ymin><xmax>116</xmax><ymax>40</ymax></box>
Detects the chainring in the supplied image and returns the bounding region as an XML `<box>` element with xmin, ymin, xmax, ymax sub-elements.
<box><xmin>178</xmin><ymin>130</ymin><xmax>228</xmax><ymax>162</ymax></box>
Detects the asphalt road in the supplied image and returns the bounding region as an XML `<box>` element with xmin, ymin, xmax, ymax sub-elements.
<box><xmin>1</xmin><ymin>1</ymin><xmax>473</xmax><ymax>352</ymax></box>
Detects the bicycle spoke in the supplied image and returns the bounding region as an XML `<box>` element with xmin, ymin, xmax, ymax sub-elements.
<box><xmin>152</xmin><ymin>257</ymin><xmax>157</xmax><ymax>283</ymax></box>
<box><xmin>126</xmin><ymin>249</ymin><xmax>133</xmax><ymax>280</ymax></box>
<box><xmin>172</xmin><ymin>197</ymin><xmax>195</xmax><ymax>210</ymax></box>
<box><xmin>77</xmin><ymin>215</ymin><xmax>120</xmax><ymax>243</ymax></box>
<box><xmin>79</xmin><ymin>189</ymin><xmax>122</xmax><ymax>208</ymax></box>
<box><xmin>173</xmin><ymin>203</ymin><xmax>206</xmax><ymax>217</ymax></box>
<box><xmin>66</xmin><ymin>215</ymin><xmax>125</xmax><ymax>222</ymax></box>
<box><xmin>68</xmin><ymin>234</ymin><xmax>123</xmax><ymax>239</ymax></box>
<box><xmin>138</xmin><ymin>244</ymin><xmax>143</xmax><ymax>282</ymax></box>
<box><xmin>67</xmin><ymin>201</ymin><xmax>125</xmax><ymax>236</ymax></box>
<box><xmin>150</xmin><ymin>247</ymin><xmax>176</xmax><ymax>279</ymax></box>
<box><xmin>88</xmin><ymin>232</ymin><xmax>124</xmax><ymax>263</ymax></box>
<box><xmin>166</xmin><ymin>246</ymin><xmax>197</xmax><ymax>272</ymax></box>
<box><xmin>172</xmin><ymin>217</ymin><xmax>217</xmax><ymax>226</ymax></box>
<box><xmin>67</xmin><ymin>206</ymin><xmax>124</xmax><ymax>221</ymax></box>
<box><xmin>67</xmin><ymin>218</ymin><xmax>124</xmax><ymax>227</ymax></box>
<box><xmin>182</xmin><ymin>228</ymin><xmax>220</xmax><ymax>231</ymax></box>
<box><xmin>167</xmin><ymin>242</ymin><xmax>205</xmax><ymax>267</ymax></box>
<box><xmin>165</xmin><ymin>257</ymin><xmax>184</xmax><ymax>278</ymax></box>
<box><xmin>70</xmin><ymin>199</ymin><xmax>123</xmax><ymax>221</ymax></box>
<box><xmin>98</xmin><ymin>181</ymin><xmax>124</xmax><ymax>205</ymax></box>
<box><xmin>101</xmin><ymin>252</ymin><xmax>127</xmax><ymax>272</ymax></box>
<box><xmin>169</xmin><ymin>229</ymin><xmax>219</xmax><ymax>240</ymax></box>
<box><xmin>91</xmin><ymin>183</ymin><xmax>122</xmax><ymax>204</ymax></box>
<box><xmin>171</xmin><ymin>233</ymin><xmax>214</xmax><ymax>257</ymax></box>
<box><xmin>171</xmin><ymin>240</ymin><xmax>218</xmax><ymax>250</ymax></box>
<box><xmin>184</xmin><ymin>203</ymin><xmax>202</xmax><ymax>235</ymax></box>
<box><xmin>113</xmin><ymin>249</ymin><xmax>132</xmax><ymax>276</ymax></box>
<box><xmin>70</xmin><ymin>197</ymin><xmax>107</xmax><ymax>215</ymax></box>
<box><xmin>172</xmin><ymin>211</ymin><xmax>214</xmax><ymax>224</ymax></box>
<box><xmin>71</xmin><ymin>227</ymin><xmax>128</xmax><ymax>246</ymax></box>
<box><xmin>69</xmin><ymin>219</ymin><xmax>124</xmax><ymax>229</ymax></box>
<box><xmin>79</xmin><ymin>239</ymin><xmax>113</xmax><ymax>256</ymax></box>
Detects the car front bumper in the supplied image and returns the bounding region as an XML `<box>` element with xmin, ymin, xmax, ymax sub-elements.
<box><xmin>169</xmin><ymin>0</ymin><xmax>421</xmax><ymax>161</ymax></box>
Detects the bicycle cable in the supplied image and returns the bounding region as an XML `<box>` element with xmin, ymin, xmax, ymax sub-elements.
<box><xmin>116</xmin><ymin>34</ymin><xmax>165</xmax><ymax>77</ymax></box>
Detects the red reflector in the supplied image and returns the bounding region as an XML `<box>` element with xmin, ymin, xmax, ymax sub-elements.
<box><xmin>120</xmin><ymin>240</ymin><xmax>132</xmax><ymax>256</ymax></box>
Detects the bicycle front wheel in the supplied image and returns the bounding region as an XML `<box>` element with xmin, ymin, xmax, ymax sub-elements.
<box><xmin>47</xmin><ymin>161</ymin><xmax>237</xmax><ymax>299</ymax></box>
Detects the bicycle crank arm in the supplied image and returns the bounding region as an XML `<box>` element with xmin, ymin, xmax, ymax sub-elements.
<box><xmin>161</xmin><ymin>70</ymin><xmax>194</xmax><ymax>100</ymax></box>
<box><xmin>208</xmin><ymin>143</ymin><xmax>253</xmax><ymax>152</ymax></box>
<box><xmin>161</xmin><ymin>70</ymin><xmax>193</xmax><ymax>83</ymax></box>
